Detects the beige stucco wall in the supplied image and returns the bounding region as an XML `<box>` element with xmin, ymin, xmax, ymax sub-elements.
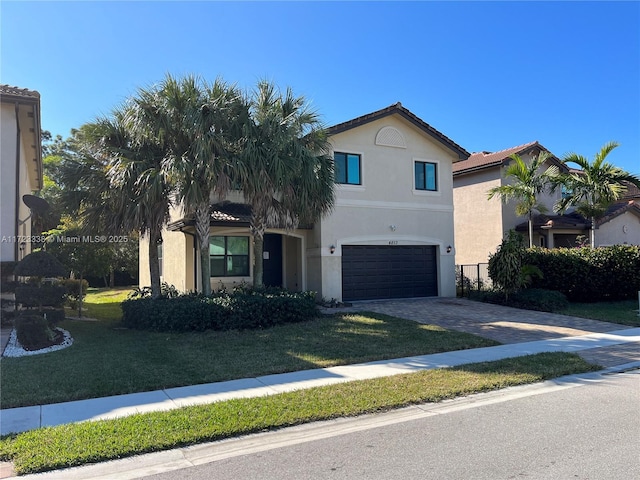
<box><xmin>453</xmin><ymin>168</ymin><xmax>503</xmax><ymax>265</ymax></box>
<box><xmin>313</xmin><ymin>114</ymin><xmax>459</xmax><ymax>300</ymax></box>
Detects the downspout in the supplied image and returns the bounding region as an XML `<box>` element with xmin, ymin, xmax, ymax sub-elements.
<box><xmin>14</xmin><ymin>102</ymin><xmax>21</xmax><ymax>262</ymax></box>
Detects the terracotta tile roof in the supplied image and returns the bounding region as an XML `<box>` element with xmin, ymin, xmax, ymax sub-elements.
<box><xmin>0</xmin><ymin>84</ymin><xmax>40</xmax><ymax>102</ymax></box>
<box><xmin>514</xmin><ymin>200</ymin><xmax>640</xmax><ymax>232</ymax></box>
<box><xmin>515</xmin><ymin>212</ymin><xmax>590</xmax><ymax>231</ymax></box>
<box><xmin>453</xmin><ymin>141</ymin><xmax>560</xmax><ymax>175</ymax></box>
<box><xmin>622</xmin><ymin>181</ymin><xmax>640</xmax><ymax>200</ymax></box>
<box><xmin>210</xmin><ymin>202</ymin><xmax>253</xmax><ymax>224</ymax></box>
<box><xmin>327</xmin><ymin>102</ymin><xmax>470</xmax><ymax>160</ymax></box>
<box><xmin>597</xmin><ymin>199</ymin><xmax>640</xmax><ymax>225</ymax></box>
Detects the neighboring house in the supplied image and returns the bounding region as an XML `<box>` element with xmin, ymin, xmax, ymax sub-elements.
<box><xmin>140</xmin><ymin>103</ymin><xmax>468</xmax><ymax>300</ymax></box>
<box><xmin>452</xmin><ymin>141</ymin><xmax>568</xmax><ymax>265</ymax></box>
<box><xmin>517</xmin><ymin>179</ymin><xmax>640</xmax><ymax>248</ymax></box>
<box><xmin>0</xmin><ymin>85</ymin><xmax>43</xmax><ymax>264</ymax></box>
<box><xmin>453</xmin><ymin>141</ymin><xmax>640</xmax><ymax>265</ymax></box>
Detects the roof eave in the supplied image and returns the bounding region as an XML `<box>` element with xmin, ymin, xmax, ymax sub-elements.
<box><xmin>327</xmin><ymin>103</ymin><xmax>470</xmax><ymax>160</ymax></box>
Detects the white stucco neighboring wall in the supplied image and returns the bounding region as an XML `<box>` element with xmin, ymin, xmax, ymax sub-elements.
<box><xmin>0</xmin><ymin>98</ymin><xmax>41</xmax><ymax>263</ymax></box>
<box><xmin>595</xmin><ymin>210</ymin><xmax>640</xmax><ymax>246</ymax></box>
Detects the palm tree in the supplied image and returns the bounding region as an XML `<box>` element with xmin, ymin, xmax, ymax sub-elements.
<box><xmin>57</xmin><ymin>106</ymin><xmax>172</xmax><ymax>298</ymax></box>
<box><xmin>130</xmin><ymin>74</ymin><xmax>244</xmax><ymax>295</ymax></box>
<box><xmin>487</xmin><ymin>151</ymin><xmax>560</xmax><ymax>248</ymax></box>
<box><xmin>236</xmin><ymin>81</ymin><xmax>335</xmax><ymax>287</ymax></box>
<box><xmin>556</xmin><ymin>141</ymin><xmax>640</xmax><ymax>248</ymax></box>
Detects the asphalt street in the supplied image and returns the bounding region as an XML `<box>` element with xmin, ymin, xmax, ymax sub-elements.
<box><xmin>142</xmin><ymin>370</ymin><xmax>640</xmax><ymax>480</ymax></box>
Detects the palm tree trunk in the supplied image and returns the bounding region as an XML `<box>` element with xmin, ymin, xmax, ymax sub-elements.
<box><xmin>148</xmin><ymin>228</ymin><xmax>162</xmax><ymax>299</ymax></box>
<box><xmin>195</xmin><ymin>203</ymin><xmax>211</xmax><ymax>296</ymax></box>
<box><xmin>528</xmin><ymin>213</ymin><xmax>534</xmax><ymax>249</ymax></box>
<box><xmin>78</xmin><ymin>271</ymin><xmax>84</xmax><ymax>318</ymax></box>
<box><xmin>590</xmin><ymin>216</ymin><xmax>596</xmax><ymax>249</ymax></box>
<box><xmin>253</xmin><ymin>233</ymin><xmax>264</xmax><ymax>288</ymax></box>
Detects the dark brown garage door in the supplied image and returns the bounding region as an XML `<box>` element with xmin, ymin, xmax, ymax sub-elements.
<box><xmin>341</xmin><ymin>245</ymin><xmax>438</xmax><ymax>301</ymax></box>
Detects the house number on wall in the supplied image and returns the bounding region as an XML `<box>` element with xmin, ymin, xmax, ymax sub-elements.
<box><xmin>388</xmin><ymin>240</ymin><xmax>398</xmax><ymax>245</ymax></box>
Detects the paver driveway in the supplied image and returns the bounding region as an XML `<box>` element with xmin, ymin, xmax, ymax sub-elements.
<box><xmin>326</xmin><ymin>297</ymin><xmax>640</xmax><ymax>367</ymax></box>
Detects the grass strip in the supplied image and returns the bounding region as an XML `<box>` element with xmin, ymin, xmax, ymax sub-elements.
<box><xmin>0</xmin><ymin>352</ymin><xmax>599</xmax><ymax>475</ymax></box>
<box><xmin>562</xmin><ymin>300</ymin><xmax>640</xmax><ymax>327</ymax></box>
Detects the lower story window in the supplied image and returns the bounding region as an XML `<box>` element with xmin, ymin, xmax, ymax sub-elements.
<box><xmin>210</xmin><ymin>236</ymin><xmax>250</xmax><ymax>277</ymax></box>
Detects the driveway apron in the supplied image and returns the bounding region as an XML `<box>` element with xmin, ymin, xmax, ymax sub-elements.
<box><xmin>334</xmin><ymin>297</ymin><xmax>628</xmax><ymax>343</ymax></box>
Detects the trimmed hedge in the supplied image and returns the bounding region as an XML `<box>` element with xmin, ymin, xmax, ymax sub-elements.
<box><xmin>15</xmin><ymin>285</ymin><xmax>66</xmax><ymax>308</ymax></box>
<box><xmin>121</xmin><ymin>288</ymin><xmax>319</xmax><ymax>332</ymax></box>
<box><xmin>478</xmin><ymin>288</ymin><xmax>569</xmax><ymax>312</ymax></box>
<box><xmin>523</xmin><ymin>245</ymin><xmax>640</xmax><ymax>302</ymax></box>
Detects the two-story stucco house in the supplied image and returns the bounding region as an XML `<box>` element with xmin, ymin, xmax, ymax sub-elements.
<box><xmin>453</xmin><ymin>141</ymin><xmax>640</xmax><ymax>266</ymax></box>
<box><xmin>0</xmin><ymin>85</ymin><xmax>43</xmax><ymax>264</ymax></box>
<box><xmin>140</xmin><ymin>103</ymin><xmax>469</xmax><ymax>301</ymax></box>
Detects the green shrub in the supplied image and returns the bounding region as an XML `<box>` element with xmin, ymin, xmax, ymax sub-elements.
<box><xmin>121</xmin><ymin>288</ymin><xmax>319</xmax><ymax>332</ymax></box>
<box><xmin>479</xmin><ymin>288</ymin><xmax>569</xmax><ymax>312</ymax></box>
<box><xmin>488</xmin><ymin>230</ymin><xmax>525</xmax><ymax>299</ymax></box>
<box><xmin>61</xmin><ymin>279</ymin><xmax>89</xmax><ymax>309</ymax></box>
<box><xmin>15</xmin><ymin>285</ymin><xmax>66</xmax><ymax>309</ymax></box>
<box><xmin>15</xmin><ymin>314</ymin><xmax>59</xmax><ymax>351</ymax></box>
<box><xmin>41</xmin><ymin>307</ymin><xmax>65</xmax><ymax>324</ymax></box>
<box><xmin>523</xmin><ymin>245</ymin><xmax>640</xmax><ymax>301</ymax></box>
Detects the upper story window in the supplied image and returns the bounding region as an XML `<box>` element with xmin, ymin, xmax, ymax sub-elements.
<box><xmin>334</xmin><ymin>152</ymin><xmax>361</xmax><ymax>185</ymax></box>
<box><xmin>414</xmin><ymin>161</ymin><xmax>437</xmax><ymax>191</ymax></box>
<box><xmin>210</xmin><ymin>236</ymin><xmax>250</xmax><ymax>277</ymax></box>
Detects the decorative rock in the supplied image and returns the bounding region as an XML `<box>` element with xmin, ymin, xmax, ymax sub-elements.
<box><xmin>2</xmin><ymin>328</ymin><xmax>73</xmax><ymax>358</ymax></box>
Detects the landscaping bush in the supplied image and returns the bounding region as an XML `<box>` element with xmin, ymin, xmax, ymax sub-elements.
<box><xmin>523</xmin><ymin>245</ymin><xmax>640</xmax><ymax>302</ymax></box>
<box><xmin>41</xmin><ymin>307</ymin><xmax>66</xmax><ymax>324</ymax></box>
<box><xmin>61</xmin><ymin>278</ymin><xmax>89</xmax><ymax>309</ymax></box>
<box><xmin>15</xmin><ymin>285</ymin><xmax>66</xmax><ymax>309</ymax></box>
<box><xmin>121</xmin><ymin>288</ymin><xmax>318</xmax><ymax>332</ymax></box>
<box><xmin>478</xmin><ymin>288</ymin><xmax>569</xmax><ymax>312</ymax></box>
<box><xmin>15</xmin><ymin>314</ymin><xmax>59</xmax><ymax>351</ymax></box>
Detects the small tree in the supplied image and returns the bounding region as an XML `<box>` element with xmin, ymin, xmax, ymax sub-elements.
<box><xmin>487</xmin><ymin>152</ymin><xmax>559</xmax><ymax>248</ymax></box>
<box><xmin>488</xmin><ymin>230</ymin><xmax>543</xmax><ymax>300</ymax></box>
<box><xmin>557</xmin><ymin>142</ymin><xmax>640</xmax><ymax>248</ymax></box>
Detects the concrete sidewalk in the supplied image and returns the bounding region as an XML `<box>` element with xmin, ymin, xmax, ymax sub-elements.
<box><xmin>2</xmin><ymin>327</ymin><xmax>639</xmax><ymax>436</ymax></box>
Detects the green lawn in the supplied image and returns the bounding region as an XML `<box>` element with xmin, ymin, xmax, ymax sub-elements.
<box><xmin>0</xmin><ymin>352</ymin><xmax>598</xmax><ymax>475</ymax></box>
<box><xmin>65</xmin><ymin>286</ymin><xmax>132</xmax><ymax>321</ymax></box>
<box><xmin>561</xmin><ymin>300</ymin><xmax>640</xmax><ymax>327</ymax></box>
<box><xmin>1</xmin><ymin>300</ymin><xmax>497</xmax><ymax>408</ymax></box>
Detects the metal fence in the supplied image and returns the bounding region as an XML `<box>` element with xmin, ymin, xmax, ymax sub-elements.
<box><xmin>456</xmin><ymin>263</ymin><xmax>491</xmax><ymax>297</ymax></box>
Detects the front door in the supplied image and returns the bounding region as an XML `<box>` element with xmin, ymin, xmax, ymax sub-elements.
<box><xmin>262</xmin><ymin>234</ymin><xmax>283</xmax><ymax>287</ymax></box>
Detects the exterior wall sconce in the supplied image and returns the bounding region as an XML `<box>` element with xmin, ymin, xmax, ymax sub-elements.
<box><xmin>389</xmin><ymin>225</ymin><xmax>397</xmax><ymax>231</ymax></box>
<box><xmin>446</xmin><ymin>245</ymin><xmax>452</xmax><ymax>254</ymax></box>
<box><xmin>330</xmin><ymin>245</ymin><xmax>336</xmax><ymax>254</ymax></box>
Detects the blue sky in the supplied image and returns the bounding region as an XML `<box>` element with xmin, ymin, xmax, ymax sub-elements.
<box><xmin>2</xmin><ymin>1</ymin><xmax>639</xmax><ymax>174</ymax></box>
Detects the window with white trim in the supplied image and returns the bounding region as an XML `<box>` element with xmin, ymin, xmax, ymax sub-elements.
<box><xmin>334</xmin><ymin>152</ymin><xmax>361</xmax><ymax>185</ymax></box>
<box><xmin>414</xmin><ymin>161</ymin><xmax>437</xmax><ymax>191</ymax></box>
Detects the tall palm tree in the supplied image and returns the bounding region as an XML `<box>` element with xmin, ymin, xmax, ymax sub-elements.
<box><xmin>487</xmin><ymin>151</ymin><xmax>559</xmax><ymax>248</ymax></box>
<box><xmin>130</xmin><ymin>74</ymin><xmax>244</xmax><ymax>295</ymax></box>
<box><xmin>57</xmin><ymin>106</ymin><xmax>172</xmax><ymax>298</ymax></box>
<box><xmin>236</xmin><ymin>81</ymin><xmax>335</xmax><ymax>287</ymax></box>
<box><xmin>556</xmin><ymin>141</ymin><xmax>640</xmax><ymax>248</ymax></box>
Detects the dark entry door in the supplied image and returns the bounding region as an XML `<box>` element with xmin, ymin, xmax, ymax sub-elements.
<box><xmin>263</xmin><ymin>234</ymin><xmax>283</xmax><ymax>287</ymax></box>
<box><xmin>341</xmin><ymin>245</ymin><xmax>437</xmax><ymax>301</ymax></box>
